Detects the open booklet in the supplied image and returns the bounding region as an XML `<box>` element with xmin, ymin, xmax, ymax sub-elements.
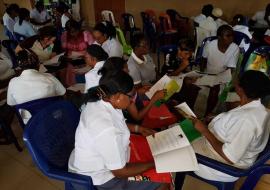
<box><xmin>147</xmin><ymin>125</ymin><xmax>199</xmax><ymax>173</ymax></box>
<box><xmin>175</xmin><ymin>102</ymin><xmax>197</xmax><ymax>119</ymax></box>
<box><xmin>145</xmin><ymin>75</ymin><xmax>180</xmax><ymax>101</ymax></box>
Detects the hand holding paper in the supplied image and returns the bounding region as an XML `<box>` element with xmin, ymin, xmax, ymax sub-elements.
<box><xmin>175</xmin><ymin>102</ymin><xmax>197</xmax><ymax>119</ymax></box>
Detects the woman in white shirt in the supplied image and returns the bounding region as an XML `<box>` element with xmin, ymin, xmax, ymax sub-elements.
<box><xmin>175</xmin><ymin>70</ymin><xmax>270</xmax><ymax>189</ymax></box>
<box><xmin>69</xmin><ymin>71</ymin><xmax>168</xmax><ymax>190</ymax></box>
<box><xmin>3</xmin><ymin>4</ymin><xmax>19</xmax><ymax>36</ymax></box>
<box><xmin>14</xmin><ymin>8</ymin><xmax>36</xmax><ymax>38</ymax></box>
<box><xmin>93</xmin><ymin>21</ymin><xmax>123</xmax><ymax>57</ymax></box>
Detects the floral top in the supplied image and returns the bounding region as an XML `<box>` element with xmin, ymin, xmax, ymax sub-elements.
<box><xmin>61</xmin><ymin>31</ymin><xmax>94</xmax><ymax>54</ymax></box>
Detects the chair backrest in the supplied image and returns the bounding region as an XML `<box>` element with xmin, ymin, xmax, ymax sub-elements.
<box><xmin>15</xmin><ymin>96</ymin><xmax>62</xmax><ymax>128</ymax></box>
<box><xmin>157</xmin><ymin>44</ymin><xmax>178</xmax><ymax>74</ymax></box>
<box><xmin>233</xmin><ymin>31</ymin><xmax>251</xmax><ymax>46</ymax></box>
<box><xmin>194</xmin><ymin>36</ymin><xmax>217</xmax><ymax>64</ymax></box>
<box><xmin>122</xmin><ymin>13</ymin><xmax>136</xmax><ymax>30</ymax></box>
<box><xmin>159</xmin><ymin>13</ymin><xmax>173</xmax><ymax>32</ymax></box>
<box><xmin>23</xmin><ymin>100</ymin><xmax>80</xmax><ymax>171</ymax></box>
<box><xmin>101</xmin><ymin>10</ymin><xmax>116</xmax><ymax>26</ymax></box>
<box><xmin>23</xmin><ymin>101</ymin><xmax>94</xmax><ymax>189</ymax></box>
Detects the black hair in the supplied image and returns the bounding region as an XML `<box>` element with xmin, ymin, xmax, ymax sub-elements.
<box><xmin>18</xmin><ymin>8</ymin><xmax>30</xmax><ymax>25</ymax></box>
<box><xmin>233</xmin><ymin>14</ymin><xmax>244</xmax><ymax>25</ymax></box>
<box><xmin>94</xmin><ymin>21</ymin><xmax>116</xmax><ymax>39</ymax></box>
<box><xmin>83</xmin><ymin>71</ymin><xmax>134</xmax><ymax>103</ymax></box>
<box><xmin>38</xmin><ymin>26</ymin><xmax>57</xmax><ymax>39</ymax></box>
<box><xmin>201</xmin><ymin>4</ymin><xmax>213</xmax><ymax>17</ymax></box>
<box><xmin>17</xmin><ymin>49</ymin><xmax>39</xmax><ymax>70</ymax></box>
<box><xmin>239</xmin><ymin>70</ymin><xmax>270</xmax><ymax>99</ymax></box>
<box><xmin>86</xmin><ymin>44</ymin><xmax>109</xmax><ymax>61</ymax></box>
<box><xmin>6</xmin><ymin>4</ymin><xmax>19</xmax><ymax>15</ymax></box>
<box><xmin>217</xmin><ymin>25</ymin><xmax>233</xmax><ymax>37</ymax></box>
<box><xmin>98</xmin><ymin>57</ymin><xmax>127</xmax><ymax>77</ymax></box>
<box><xmin>35</xmin><ymin>1</ymin><xmax>44</xmax><ymax>9</ymax></box>
<box><xmin>65</xmin><ymin>19</ymin><xmax>81</xmax><ymax>31</ymax></box>
<box><xmin>130</xmin><ymin>32</ymin><xmax>146</xmax><ymax>49</ymax></box>
<box><xmin>178</xmin><ymin>38</ymin><xmax>195</xmax><ymax>52</ymax></box>
<box><xmin>56</xmin><ymin>2</ymin><xmax>69</xmax><ymax>14</ymax></box>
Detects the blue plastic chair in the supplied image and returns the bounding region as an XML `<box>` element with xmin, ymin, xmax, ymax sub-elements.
<box><xmin>233</xmin><ymin>31</ymin><xmax>251</xmax><ymax>46</ymax></box>
<box><xmin>194</xmin><ymin>36</ymin><xmax>217</xmax><ymax>65</ymax></box>
<box><xmin>157</xmin><ymin>44</ymin><xmax>178</xmax><ymax>74</ymax></box>
<box><xmin>23</xmin><ymin>100</ymin><xmax>95</xmax><ymax>190</ymax></box>
<box><xmin>13</xmin><ymin>32</ymin><xmax>27</xmax><ymax>43</ymax></box>
<box><xmin>14</xmin><ymin>96</ymin><xmax>62</xmax><ymax>129</ymax></box>
<box><xmin>187</xmin><ymin>114</ymin><xmax>270</xmax><ymax>190</ymax></box>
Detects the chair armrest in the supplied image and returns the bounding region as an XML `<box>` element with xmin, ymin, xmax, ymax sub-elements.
<box><xmin>196</xmin><ymin>154</ymin><xmax>247</xmax><ymax>177</ymax></box>
<box><xmin>47</xmin><ymin>168</ymin><xmax>93</xmax><ymax>186</ymax></box>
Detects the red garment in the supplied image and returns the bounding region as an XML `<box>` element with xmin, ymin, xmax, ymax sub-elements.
<box><xmin>129</xmin><ymin>134</ymin><xmax>173</xmax><ymax>184</ymax></box>
<box><xmin>61</xmin><ymin>31</ymin><xmax>94</xmax><ymax>54</ymax></box>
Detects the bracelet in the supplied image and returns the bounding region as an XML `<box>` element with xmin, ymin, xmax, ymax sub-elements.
<box><xmin>134</xmin><ymin>125</ymin><xmax>139</xmax><ymax>133</ymax></box>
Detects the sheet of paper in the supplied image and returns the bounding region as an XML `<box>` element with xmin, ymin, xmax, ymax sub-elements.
<box><xmin>145</xmin><ymin>75</ymin><xmax>171</xmax><ymax>99</ymax></box>
<box><xmin>154</xmin><ymin>146</ymin><xmax>199</xmax><ymax>173</ymax></box>
<box><xmin>43</xmin><ymin>53</ymin><xmax>65</xmax><ymax>66</ymax></box>
<box><xmin>175</xmin><ymin>102</ymin><xmax>197</xmax><ymax>119</ymax></box>
<box><xmin>67</xmin><ymin>83</ymin><xmax>85</xmax><ymax>93</ymax></box>
<box><xmin>146</xmin><ymin>125</ymin><xmax>190</xmax><ymax>156</ymax></box>
<box><xmin>194</xmin><ymin>75</ymin><xmax>216</xmax><ymax>86</ymax></box>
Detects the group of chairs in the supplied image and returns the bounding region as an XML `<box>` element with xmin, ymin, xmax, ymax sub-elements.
<box><xmin>101</xmin><ymin>9</ymin><xmax>192</xmax><ymax>54</ymax></box>
<box><xmin>19</xmin><ymin>97</ymin><xmax>270</xmax><ymax>190</ymax></box>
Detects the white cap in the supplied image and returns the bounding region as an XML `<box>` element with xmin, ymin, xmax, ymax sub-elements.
<box><xmin>212</xmin><ymin>8</ymin><xmax>223</xmax><ymax>17</ymax></box>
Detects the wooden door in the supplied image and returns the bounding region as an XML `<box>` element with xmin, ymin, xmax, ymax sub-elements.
<box><xmin>94</xmin><ymin>0</ymin><xmax>125</xmax><ymax>26</ymax></box>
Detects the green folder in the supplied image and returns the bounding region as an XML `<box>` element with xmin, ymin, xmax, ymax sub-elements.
<box><xmin>179</xmin><ymin>119</ymin><xmax>201</xmax><ymax>142</ymax></box>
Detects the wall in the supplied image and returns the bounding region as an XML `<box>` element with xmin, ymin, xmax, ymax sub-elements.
<box><xmin>80</xmin><ymin>0</ymin><xmax>95</xmax><ymax>27</ymax></box>
<box><xmin>0</xmin><ymin>0</ymin><xmax>32</xmax><ymax>18</ymax></box>
<box><xmin>125</xmin><ymin>0</ymin><xmax>269</xmax><ymax>28</ymax></box>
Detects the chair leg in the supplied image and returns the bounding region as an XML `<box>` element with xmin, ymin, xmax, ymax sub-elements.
<box><xmin>0</xmin><ymin>122</ymin><xmax>23</xmax><ymax>152</ymax></box>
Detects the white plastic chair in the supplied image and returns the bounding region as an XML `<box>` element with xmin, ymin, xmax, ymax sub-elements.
<box><xmin>101</xmin><ymin>10</ymin><xmax>116</xmax><ymax>26</ymax></box>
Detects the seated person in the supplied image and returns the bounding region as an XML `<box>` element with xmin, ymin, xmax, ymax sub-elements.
<box><xmin>162</xmin><ymin>38</ymin><xmax>201</xmax><ymax>109</ymax></box>
<box><xmin>0</xmin><ymin>47</ymin><xmax>16</xmax><ymax>140</ymax></box>
<box><xmin>16</xmin><ymin>26</ymin><xmax>60</xmax><ymax>63</ymax></box>
<box><xmin>98</xmin><ymin>56</ymin><xmax>165</xmax><ymax>125</ymax></box>
<box><xmin>232</xmin><ymin>14</ymin><xmax>252</xmax><ymax>39</ymax></box>
<box><xmin>61</xmin><ymin>20</ymin><xmax>94</xmax><ymax>57</ymax></box>
<box><xmin>193</xmin><ymin>4</ymin><xmax>213</xmax><ymax>26</ymax></box>
<box><xmin>69</xmin><ymin>71</ymin><xmax>169</xmax><ymax>190</ymax></box>
<box><xmin>7</xmin><ymin>49</ymin><xmax>66</xmax><ymax>122</ymax></box>
<box><xmin>201</xmin><ymin>25</ymin><xmax>240</xmax><ymax>116</ymax></box>
<box><xmin>249</xmin><ymin>3</ymin><xmax>270</xmax><ymax>29</ymax></box>
<box><xmin>30</xmin><ymin>0</ymin><xmax>51</xmax><ymax>26</ymax></box>
<box><xmin>175</xmin><ymin>70</ymin><xmax>270</xmax><ymax>189</ymax></box>
<box><xmin>199</xmin><ymin>8</ymin><xmax>220</xmax><ymax>36</ymax></box>
<box><xmin>93</xmin><ymin>21</ymin><xmax>123</xmax><ymax>57</ymax></box>
<box><xmin>14</xmin><ymin>8</ymin><xmax>36</xmax><ymax>38</ymax></box>
<box><xmin>57</xmin><ymin>3</ymin><xmax>72</xmax><ymax>29</ymax></box>
<box><xmin>84</xmin><ymin>44</ymin><xmax>109</xmax><ymax>92</ymax></box>
<box><xmin>127</xmin><ymin>33</ymin><xmax>156</xmax><ymax>91</ymax></box>
<box><xmin>213</xmin><ymin>8</ymin><xmax>228</xmax><ymax>28</ymax></box>
<box><xmin>2</xmin><ymin>4</ymin><xmax>19</xmax><ymax>37</ymax></box>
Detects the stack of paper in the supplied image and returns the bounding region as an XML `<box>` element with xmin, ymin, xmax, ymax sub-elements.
<box><xmin>146</xmin><ymin>75</ymin><xmax>180</xmax><ymax>101</ymax></box>
<box><xmin>147</xmin><ymin>125</ymin><xmax>199</xmax><ymax>173</ymax></box>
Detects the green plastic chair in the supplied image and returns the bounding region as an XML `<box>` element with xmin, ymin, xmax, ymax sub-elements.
<box><xmin>116</xmin><ymin>27</ymin><xmax>133</xmax><ymax>56</ymax></box>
